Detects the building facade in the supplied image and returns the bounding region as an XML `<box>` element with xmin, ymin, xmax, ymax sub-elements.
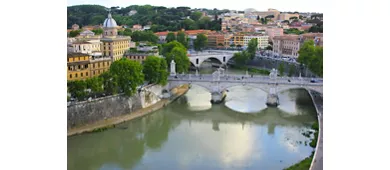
<box><xmin>243</xmin><ymin>35</ymin><xmax>269</xmax><ymax>49</ymax></box>
<box><xmin>67</xmin><ymin>53</ymin><xmax>91</xmax><ymax>81</ymax></box>
<box><xmin>100</xmin><ymin>12</ymin><xmax>131</xmax><ymax>61</ymax></box>
<box><xmin>273</xmin><ymin>35</ymin><xmax>301</xmax><ymax>58</ymax></box>
<box><xmin>72</xmin><ymin>40</ymin><xmax>101</xmax><ymax>54</ymax></box>
<box><xmin>265</xmin><ymin>27</ymin><xmax>284</xmax><ymax>41</ymax></box>
<box><xmin>89</xmin><ymin>56</ymin><xmax>111</xmax><ymax>77</ymax></box>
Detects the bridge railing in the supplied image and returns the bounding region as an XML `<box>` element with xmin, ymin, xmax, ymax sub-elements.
<box><xmin>167</xmin><ymin>74</ymin><xmax>323</xmax><ymax>86</ymax></box>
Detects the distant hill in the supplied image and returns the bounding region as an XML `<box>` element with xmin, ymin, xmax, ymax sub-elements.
<box><xmin>67</xmin><ymin>4</ymin><xmax>227</xmax><ymax>32</ymax></box>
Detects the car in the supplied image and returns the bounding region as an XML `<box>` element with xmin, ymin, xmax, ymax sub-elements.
<box><xmin>310</xmin><ymin>79</ymin><xmax>317</xmax><ymax>83</ymax></box>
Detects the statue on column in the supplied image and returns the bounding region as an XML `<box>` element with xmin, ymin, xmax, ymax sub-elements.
<box><xmin>170</xmin><ymin>60</ymin><xmax>176</xmax><ymax>76</ymax></box>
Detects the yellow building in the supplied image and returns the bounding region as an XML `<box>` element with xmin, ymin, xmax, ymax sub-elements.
<box><xmin>90</xmin><ymin>56</ymin><xmax>112</xmax><ymax>77</ymax></box>
<box><xmin>67</xmin><ymin>53</ymin><xmax>91</xmax><ymax>81</ymax></box>
<box><xmin>231</xmin><ymin>33</ymin><xmax>244</xmax><ymax>47</ymax></box>
<box><xmin>101</xmin><ymin>12</ymin><xmax>131</xmax><ymax>61</ymax></box>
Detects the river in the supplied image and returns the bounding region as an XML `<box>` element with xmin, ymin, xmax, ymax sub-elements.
<box><xmin>68</xmin><ymin>71</ymin><xmax>318</xmax><ymax>170</ymax></box>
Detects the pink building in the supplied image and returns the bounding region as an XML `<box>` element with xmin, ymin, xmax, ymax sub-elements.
<box><xmin>273</xmin><ymin>35</ymin><xmax>301</xmax><ymax>58</ymax></box>
<box><xmin>265</xmin><ymin>27</ymin><xmax>284</xmax><ymax>41</ymax></box>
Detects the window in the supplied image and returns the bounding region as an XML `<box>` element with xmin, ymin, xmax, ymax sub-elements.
<box><xmin>78</xmin><ymin>65</ymin><xmax>81</xmax><ymax>69</ymax></box>
<box><xmin>93</xmin><ymin>71</ymin><xmax>95</xmax><ymax>75</ymax></box>
<box><xmin>75</xmin><ymin>73</ymin><xmax>78</xmax><ymax>78</ymax></box>
<box><xmin>68</xmin><ymin>66</ymin><xmax>71</xmax><ymax>70</ymax></box>
<box><xmin>86</xmin><ymin>72</ymin><xmax>88</xmax><ymax>76</ymax></box>
<box><xmin>70</xmin><ymin>74</ymin><xmax>72</xmax><ymax>78</ymax></box>
<box><xmin>81</xmin><ymin>73</ymin><xmax>83</xmax><ymax>77</ymax></box>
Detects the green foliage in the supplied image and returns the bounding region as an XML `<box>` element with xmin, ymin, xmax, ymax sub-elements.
<box><xmin>166</xmin><ymin>47</ymin><xmax>190</xmax><ymax>73</ymax></box>
<box><xmin>162</xmin><ymin>40</ymin><xmax>186</xmax><ymax>57</ymax></box>
<box><xmin>260</xmin><ymin>18</ymin><xmax>268</xmax><ymax>24</ymax></box>
<box><xmin>143</xmin><ymin>56</ymin><xmax>168</xmax><ymax>85</ymax></box>
<box><xmin>194</xmin><ymin>33</ymin><xmax>208</xmax><ymax>51</ymax></box>
<box><xmin>67</xmin><ymin>80</ymin><xmax>87</xmax><ymax>100</ymax></box>
<box><xmin>69</xmin><ymin>30</ymin><xmax>82</xmax><ymax>37</ymax></box>
<box><xmin>288</xmin><ymin>65</ymin><xmax>296</xmax><ymax>77</ymax></box>
<box><xmin>176</xmin><ymin>31</ymin><xmax>189</xmax><ymax>48</ymax></box>
<box><xmin>122</xmin><ymin>28</ymin><xmax>132</xmax><ymax>36</ymax></box>
<box><xmin>266</xmin><ymin>45</ymin><xmax>273</xmax><ymax>50</ymax></box>
<box><xmin>247</xmin><ymin>38</ymin><xmax>258</xmax><ymax>60</ymax></box>
<box><xmin>166</xmin><ymin>32</ymin><xmax>177</xmax><ymax>43</ymax></box>
<box><xmin>289</xmin><ymin>16</ymin><xmax>298</xmax><ymax>20</ymax></box>
<box><xmin>86</xmin><ymin>76</ymin><xmax>104</xmax><ymax>94</ymax></box>
<box><xmin>283</xmin><ymin>155</ymin><xmax>313</xmax><ymax>170</ymax></box>
<box><xmin>309</xmin><ymin>24</ymin><xmax>323</xmax><ymax>33</ymax></box>
<box><xmin>91</xmin><ymin>28</ymin><xmax>103</xmax><ymax>35</ymax></box>
<box><xmin>190</xmin><ymin>11</ymin><xmax>203</xmax><ymax>21</ymax></box>
<box><xmin>233</xmin><ymin>51</ymin><xmax>250</xmax><ymax>65</ymax></box>
<box><xmin>99</xmin><ymin>70</ymin><xmax>117</xmax><ymax>95</ymax></box>
<box><xmin>68</xmin><ymin>5</ymin><xmax>224</xmax><ymax>32</ymax></box>
<box><xmin>298</xmin><ymin>40</ymin><xmax>323</xmax><ymax>77</ymax></box>
<box><xmin>131</xmin><ymin>31</ymin><xmax>158</xmax><ymax>43</ymax></box>
<box><xmin>109</xmin><ymin>58</ymin><xmax>144</xmax><ymax>96</ymax></box>
<box><xmin>284</xmin><ymin>28</ymin><xmax>305</xmax><ymax>35</ymax></box>
<box><xmin>278</xmin><ymin>64</ymin><xmax>285</xmax><ymax>76</ymax></box>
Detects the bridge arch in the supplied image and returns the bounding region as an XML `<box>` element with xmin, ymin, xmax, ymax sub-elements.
<box><xmin>276</xmin><ymin>85</ymin><xmax>323</xmax><ymax>94</ymax></box>
<box><xmin>218</xmin><ymin>83</ymin><xmax>270</xmax><ymax>94</ymax></box>
<box><xmin>189</xmin><ymin>53</ymin><xmax>235</xmax><ymax>68</ymax></box>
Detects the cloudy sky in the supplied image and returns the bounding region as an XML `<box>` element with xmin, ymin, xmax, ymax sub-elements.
<box><xmin>67</xmin><ymin>0</ymin><xmax>324</xmax><ymax>13</ymax></box>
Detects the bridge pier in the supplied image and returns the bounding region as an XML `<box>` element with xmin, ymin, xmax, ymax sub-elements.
<box><xmin>266</xmin><ymin>94</ymin><xmax>279</xmax><ymax>107</ymax></box>
<box><xmin>210</xmin><ymin>91</ymin><xmax>227</xmax><ymax>104</ymax></box>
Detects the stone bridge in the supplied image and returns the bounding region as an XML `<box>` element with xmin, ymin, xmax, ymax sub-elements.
<box><xmin>187</xmin><ymin>50</ymin><xmax>237</xmax><ymax>67</ymax></box>
<box><xmin>168</xmin><ymin>60</ymin><xmax>322</xmax><ymax>105</ymax></box>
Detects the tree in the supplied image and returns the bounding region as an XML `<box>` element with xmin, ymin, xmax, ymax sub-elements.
<box><xmin>176</xmin><ymin>31</ymin><xmax>188</xmax><ymax>48</ymax></box>
<box><xmin>143</xmin><ymin>56</ymin><xmax>168</xmax><ymax>85</ymax></box>
<box><xmin>131</xmin><ymin>31</ymin><xmax>158</xmax><ymax>43</ymax></box>
<box><xmin>298</xmin><ymin>40</ymin><xmax>323</xmax><ymax>77</ymax></box>
<box><xmin>247</xmin><ymin>38</ymin><xmax>258</xmax><ymax>60</ymax></box>
<box><xmin>233</xmin><ymin>51</ymin><xmax>249</xmax><ymax>65</ymax></box>
<box><xmin>122</xmin><ymin>28</ymin><xmax>132</xmax><ymax>36</ymax></box>
<box><xmin>257</xmin><ymin>15</ymin><xmax>260</xmax><ymax>21</ymax></box>
<box><xmin>162</xmin><ymin>40</ymin><xmax>186</xmax><ymax>56</ymax></box>
<box><xmin>190</xmin><ymin>11</ymin><xmax>203</xmax><ymax>21</ymax></box>
<box><xmin>67</xmin><ymin>80</ymin><xmax>87</xmax><ymax>100</ymax></box>
<box><xmin>289</xmin><ymin>16</ymin><xmax>298</xmax><ymax>20</ymax></box>
<box><xmin>99</xmin><ymin>71</ymin><xmax>117</xmax><ymax>95</ymax></box>
<box><xmin>194</xmin><ymin>33</ymin><xmax>208</xmax><ymax>51</ymax></box>
<box><xmin>166</xmin><ymin>47</ymin><xmax>190</xmax><ymax>73</ymax></box>
<box><xmin>236</xmin><ymin>44</ymin><xmax>242</xmax><ymax>48</ymax></box>
<box><xmin>109</xmin><ymin>58</ymin><xmax>144</xmax><ymax>96</ymax></box>
<box><xmin>288</xmin><ymin>65</ymin><xmax>295</xmax><ymax>77</ymax></box>
<box><xmin>166</xmin><ymin>32</ymin><xmax>177</xmax><ymax>43</ymax></box>
<box><xmin>69</xmin><ymin>30</ymin><xmax>82</xmax><ymax>37</ymax></box>
<box><xmin>278</xmin><ymin>63</ymin><xmax>285</xmax><ymax>76</ymax></box>
<box><xmin>230</xmin><ymin>44</ymin><xmax>236</xmax><ymax>48</ymax></box>
<box><xmin>86</xmin><ymin>76</ymin><xmax>104</xmax><ymax>96</ymax></box>
<box><xmin>266</xmin><ymin>45</ymin><xmax>273</xmax><ymax>51</ymax></box>
<box><xmin>91</xmin><ymin>28</ymin><xmax>103</xmax><ymax>35</ymax></box>
<box><xmin>218</xmin><ymin>43</ymin><xmax>224</xmax><ymax>47</ymax></box>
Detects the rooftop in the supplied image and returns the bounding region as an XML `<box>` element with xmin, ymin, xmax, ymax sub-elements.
<box><xmin>67</xmin><ymin>53</ymin><xmax>90</xmax><ymax>58</ymax></box>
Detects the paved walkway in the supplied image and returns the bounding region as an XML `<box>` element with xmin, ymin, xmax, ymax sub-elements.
<box><xmin>309</xmin><ymin>91</ymin><xmax>323</xmax><ymax>170</ymax></box>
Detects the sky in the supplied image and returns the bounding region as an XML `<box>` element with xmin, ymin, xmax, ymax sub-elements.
<box><xmin>67</xmin><ymin>0</ymin><xmax>324</xmax><ymax>13</ymax></box>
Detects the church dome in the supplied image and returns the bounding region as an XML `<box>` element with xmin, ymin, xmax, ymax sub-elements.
<box><xmin>103</xmin><ymin>13</ymin><xmax>118</xmax><ymax>28</ymax></box>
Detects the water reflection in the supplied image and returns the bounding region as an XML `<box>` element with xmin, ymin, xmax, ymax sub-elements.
<box><xmin>68</xmin><ymin>84</ymin><xmax>317</xmax><ymax>170</ymax></box>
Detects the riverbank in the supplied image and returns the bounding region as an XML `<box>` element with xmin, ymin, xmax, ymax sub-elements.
<box><xmin>67</xmin><ymin>85</ymin><xmax>189</xmax><ymax>137</ymax></box>
<box><xmin>284</xmin><ymin>90</ymin><xmax>323</xmax><ymax>170</ymax></box>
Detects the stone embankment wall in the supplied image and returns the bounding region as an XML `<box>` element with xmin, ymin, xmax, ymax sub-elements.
<box><xmin>67</xmin><ymin>85</ymin><xmax>163</xmax><ymax>129</ymax></box>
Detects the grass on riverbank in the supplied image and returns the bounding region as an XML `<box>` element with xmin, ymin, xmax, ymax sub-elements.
<box><xmin>229</xmin><ymin>65</ymin><xmax>270</xmax><ymax>75</ymax></box>
<box><xmin>284</xmin><ymin>152</ymin><xmax>314</xmax><ymax>170</ymax></box>
<box><xmin>284</xmin><ymin>121</ymin><xmax>319</xmax><ymax>170</ymax></box>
